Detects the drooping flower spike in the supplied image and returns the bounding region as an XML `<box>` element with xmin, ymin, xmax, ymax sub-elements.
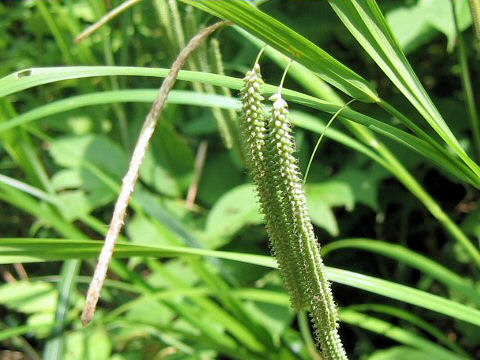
<box><xmin>239</xmin><ymin>54</ymin><xmax>347</xmax><ymax>359</ymax></box>
<box><xmin>239</xmin><ymin>60</ymin><xmax>306</xmax><ymax>310</ymax></box>
<box><xmin>267</xmin><ymin>81</ymin><xmax>346</xmax><ymax>359</ymax></box>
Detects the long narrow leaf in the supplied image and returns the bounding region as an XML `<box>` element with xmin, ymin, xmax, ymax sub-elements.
<box><xmin>180</xmin><ymin>0</ymin><xmax>378</xmax><ymax>102</ymax></box>
<box><xmin>1</xmin><ymin>68</ymin><xmax>475</xmax><ymax>187</ymax></box>
<box><xmin>328</xmin><ymin>0</ymin><xmax>480</xmax><ymax>178</ymax></box>
<box><xmin>323</xmin><ymin>239</ymin><xmax>480</xmax><ymax>305</ymax></box>
<box><xmin>0</xmin><ymin>238</ymin><xmax>479</xmax><ymax>327</ymax></box>
<box><xmin>339</xmin><ymin>310</ymin><xmax>465</xmax><ymax>360</ymax></box>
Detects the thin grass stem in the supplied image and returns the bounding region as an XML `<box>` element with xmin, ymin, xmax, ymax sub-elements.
<box><xmin>75</xmin><ymin>0</ymin><xmax>143</xmax><ymax>43</ymax></box>
<box><xmin>81</xmin><ymin>21</ymin><xmax>230</xmax><ymax>325</ymax></box>
<box><xmin>451</xmin><ymin>0</ymin><xmax>480</xmax><ymax>160</ymax></box>
<box><xmin>304</xmin><ymin>98</ymin><xmax>356</xmax><ymax>184</ymax></box>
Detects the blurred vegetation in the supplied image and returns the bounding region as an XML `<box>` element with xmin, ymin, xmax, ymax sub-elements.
<box><xmin>0</xmin><ymin>0</ymin><xmax>480</xmax><ymax>359</ymax></box>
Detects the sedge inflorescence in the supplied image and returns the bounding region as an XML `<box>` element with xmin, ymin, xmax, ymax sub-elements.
<box><xmin>239</xmin><ymin>63</ymin><xmax>347</xmax><ymax>359</ymax></box>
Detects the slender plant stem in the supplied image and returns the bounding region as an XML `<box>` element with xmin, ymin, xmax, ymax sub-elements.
<box><xmin>75</xmin><ymin>0</ymin><xmax>143</xmax><ymax>43</ymax></box>
<box><xmin>304</xmin><ymin>98</ymin><xmax>356</xmax><ymax>184</ymax></box>
<box><xmin>81</xmin><ymin>20</ymin><xmax>230</xmax><ymax>325</ymax></box>
<box><xmin>186</xmin><ymin>140</ymin><xmax>208</xmax><ymax>209</ymax></box>
<box><xmin>451</xmin><ymin>0</ymin><xmax>480</xmax><ymax>160</ymax></box>
<box><xmin>468</xmin><ymin>0</ymin><xmax>480</xmax><ymax>48</ymax></box>
<box><xmin>298</xmin><ymin>311</ymin><xmax>323</xmax><ymax>360</ymax></box>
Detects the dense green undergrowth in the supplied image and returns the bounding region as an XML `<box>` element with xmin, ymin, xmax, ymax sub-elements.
<box><xmin>0</xmin><ymin>0</ymin><xmax>480</xmax><ymax>359</ymax></box>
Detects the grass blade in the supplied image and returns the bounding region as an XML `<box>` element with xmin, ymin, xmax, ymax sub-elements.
<box><xmin>347</xmin><ymin>304</ymin><xmax>469</xmax><ymax>355</ymax></box>
<box><xmin>339</xmin><ymin>310</ymin><xmax>465</xmax><ymax>360</ymax></box>
<box><xmin>180</xmin><ymin>0</ymin><xmax>378</xmax><ymax>102</ymax></box>
<box><xmin>1</xmin><ymin>238</ymin><xmax>480</xmax><ymax>327</ymax></box>
<box><xmin>328</xmin><ymin>0</ymin><xmax>480</xmax><ymax>178</ymax></box>
<box><xmin>323</xmin><ymin>239</ymin><xmax>480</xmax><ymax>304</ymax></box>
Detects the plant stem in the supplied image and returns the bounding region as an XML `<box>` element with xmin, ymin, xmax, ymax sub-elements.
<box><xmin>75</xmin><ymin>0</ymin><xmax>143</xmax><ymax>43</ymax></box>
<box><xmin>81</xmin><ymin>20</ymin><xmax>230</xmax><ymax>325</ymax></box>
<box><xmin>452</xmin><ymin>0</ymin><xmax>480</xmax><ymax>160</ymax></box>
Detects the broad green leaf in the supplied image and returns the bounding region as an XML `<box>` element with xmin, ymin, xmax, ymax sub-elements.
<box><xmin>0</xmin><ymin>280</ymin><xmax>58</xmax><ymax>340</ymax></box>
<box><xmin>242</xmin><ymin>300</ymin><xmax>293</xmax><ymax>343</ymax></box>
<box><xmin>386</xmin><ymin>4</ymin><xmax>436</xmax><ymax>54</ymax></box>
<box><xmin>64</xmin><ymin>327</ymin><xmax>112</xmax><ymax>360</ymax></box>
<box><xmin>52</xmin><ymin>169</ymin><xmax>83</xmax><ymax>191</ymax></box>
<box><xmin>386</xmin><ymin>0</ymin><xmax>472</xmax><ymax>53</ymax></box>
<box><xmin>1</xmin><ymin>238</ymin><xmax>480</xmax><ymax>327</ymax></box>
<box><xmin>423</xmin><ymin>0</ymin><xmax>472</xmax><ymax>50</ymax></box>
<box><xmin>55</xmin><ymin>190</ymin><xmax>92</xmax><ymax>221</ymax></box>
<box><xmin>197</xmin><ymin>151</ymin><xmax>243</xmax><ymax>207</ymax></box>
<box><xmin>140</xmin><ymin>151</ymin><xmax>182</xmax><ymax>198</ymax></box>
<box><xmin>127</xmin><ymin>213</ymin><xmax>179</xmax><ymax>247</ymax></box>
<box><xmin>180</xmin><ymin>0</ymin><xmax>378</xmax><ymax>102</ymax></box>
<box><xmin>307</xmin><ymin>201</ymin><xmax>339</xmax><ymax>236</ymax></box>
<box><xmin>87</xmin><ymin>327</ymin><xmax>113</xmax><ymax>360</ymax></box>
<box><xmin>49</xmin><ymin>134</ymin><xmax>128</xmax><ymax>207</ymax></box>
<box><xmin>307</xmin><ymin>181</ymin><xmax>355</xmax><ymax>211</ymax></box>
<box><xmin>0</xmin><ymin>281</ymin><xmax>57</xmax><ymax>314</ymax></box>
<box><xmin>332</xmin><ymin>167</ymin><xmax>386</xmax><ymax>210</ymax></box>
<box><xmin>50</xmin><ymin>135</ymin><xmax>127</xmax><ymax>176</ymax></box>
<box><xmin>306</xmin><ymin>181</ymin><xmax>355</xmax><ymax>235</ymax></box>
<box><xmin>150</xmin><ymin>120</ymin><xmax>195</xmax><ymax>179</ymax></box>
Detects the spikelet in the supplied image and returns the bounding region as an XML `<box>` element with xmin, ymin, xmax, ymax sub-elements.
<box><xmin>267</xmin><ymin>92</ymin><xmax>347</xmax><ymax>359</ymax></box>
<box><xmin>239</xmin><ymin>64</ymin><xmax>306</xmax><ymax>310</ymax></box>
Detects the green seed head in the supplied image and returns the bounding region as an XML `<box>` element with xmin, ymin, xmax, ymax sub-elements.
<box><xmin>266</xmin><ymin>92</ymin><xmax>346</xmax><ymax>358</ymax></box>
<box><xmin>239</xmin><ymin>64</ymin><xmax>346</xmax><ymax>359</ymax></box>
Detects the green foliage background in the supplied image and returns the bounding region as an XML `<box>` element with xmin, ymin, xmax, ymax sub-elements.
<box><xmin>0</xmin><ymin>0</ymin><xmax>479</xmax><ymax>359</ymax></box>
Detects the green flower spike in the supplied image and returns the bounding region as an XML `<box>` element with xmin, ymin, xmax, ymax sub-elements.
<box><xmin>267</xmin><ymin>91</ymin><xmax>347</xmax><ymax>359</ymax></box>
<box><xmin>239</xmin><ymin>63</ymin><xmax>307</xmax><ymax>310</ymax></box>
<box><xmin>239</xmin><ymin>59</ymin><xmax>347</xmax><ymax>358</ymax></box>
